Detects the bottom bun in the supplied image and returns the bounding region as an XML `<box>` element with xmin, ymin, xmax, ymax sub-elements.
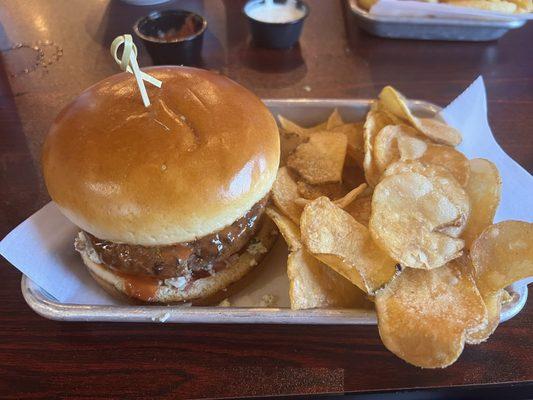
<box><xmin>80</xmin><ymin>218</ymin><xmax>279</xmax><ymax>304</ymax></box>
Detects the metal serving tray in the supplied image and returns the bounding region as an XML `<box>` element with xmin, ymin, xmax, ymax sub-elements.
<box><xmin>348</xmin><ymin>0</ymin><xmax>526</xmax><ymax>41</ymax></box>
<box><xmin>21</xmin><ymin>98</ymin><xmax>529</xmax><ymax>324</ymax></box>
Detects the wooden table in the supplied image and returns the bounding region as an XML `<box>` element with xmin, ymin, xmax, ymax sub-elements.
<box><xmin>1</xmin><ymin>1</ymin><xmax>532</xmax><ymax>398</ymax></box>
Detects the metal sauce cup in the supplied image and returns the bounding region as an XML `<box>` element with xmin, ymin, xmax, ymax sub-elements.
<box><xmin>244</xmin><ymin>0</ymin><xmax>309</xmax><ymax>49</ymax></box>
<box><xmin>133</xmin><ymin>10</ymin><xmax>207</xmax><ymax>66</ymax></box>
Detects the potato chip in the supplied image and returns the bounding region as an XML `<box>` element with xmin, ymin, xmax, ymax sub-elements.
<box><xmin>445</xmin><ymin>0</ymin><xmax>517</xmax><ymax>12</ymax></box>
<box><xmin>335</xmin><ymin>122</ymin><xmax>365</xmax><ymax>168</ymax></box>
<box><xmin>278</xmin><ymin>115</ymin><xmax>303</xmax><ymax>135</ymax></box>
<box><xmin>373</xmin><ymin>124</ymin><xmax>421</xmax><ymax>173</ymax></box>
<box><xmin>293</xmin><ymin>118</ymin><xmax>364</xmax><ymax>171</ymax></box>
<box><xmin>375</xmin><ymin>261</ymin><xmax>487</xmax><ymax>368</ymax></box>
<box><xmin>501</xmin><ymin>289</ymin><xmax>512</xmax><ymax>304</ymax></box>
<box><xmin>417</xmin><ymin>144</ymin><xmax>470</xmax><ymax>187</ymax></box>
<box><xmin>384</xmin><ymin>159</ymin><xmax>454</xmax><ymax>181</ymax></box>
<box><xmin>301</xmin><ymin>197</ymin><xmax>397</xmax><ymax>293</ymax></box>
<box><xmin>326</xmin><ymin>109</ymin><xmax>344</xmax><ymax>130</ymax></box>
<box><xmin>375</xmin><ymin>262</ymin><xmax>487</xmax><ymax>368</ymax></box>
<box><xmin>462</xmin><ymin>159</ymin><xmax>501</xmax><ymax>249</ymax></box>
<box><xmin>358</xmin><ymin>0</ymin><xmax>378</xmax><ymax>10</ymax></box>
<box><xmin>294</xmin><ymin>198</ymin><xmax>311</xmax><ymax>207</ymax></box>
<box><xmin>334</xmin><ymin>183</ymin><xmax>367</xmax><ymax>209</ymax></box>
<box><xmin>370</xmin><ymin>172</ymin><xmax>465</xmax><ymax>269</ymax></box>
<box><xmin>297</xmin><ymin>180</ymin><xmax>346</xmax><ymax>201</ymax></box>
<box><xmin>345</xmin><ymin>195</ymin><xmax>372</xmax><ymax>227</ymax></box>
<box><xmin>382</xmin><ymin>160</ymin><xmax>470</xmax><ymax>237</ymax></box>
<box><xmin>278</xmin><ymin>115</ymin><xmax>327</xmax><ymax>137</ymax></box>
<box><xmin>309</xmin><ymin>254</ymin><xmax>364</xmax><ymax>292</ymax></box>
<box><xmin>288</xmin><ymin>131</ymin><xmax>347</xmax><ymax>184</ymax></box>
<box><xmin>265</xmin><ymin>206</ymin><xmax>301</xmax><ymax>251</ymax></box>
<box><xmin>279</xmin><ymin>131</ymin><xmax>305</xmax><ymax>166</ymax></box>
<box><xmin>278</xmin><ymin>113</ymin><xmax>342</xmax><ymax>164</ymax></box>
<box><xmin>508</xmin><ymin>0</ymin><xmax>533</xmax><ymax>11</ymax></box>
<box><xmin>378</xmin><ymin>86</ymin><xmax>419</xmax><ymax>127</ymax></box>
<box><xmin>363</xmin><ymin>103</ymin><xmax>395</xmax><ymax>187</ymax></box>
<box><xmin>397</xmin><ymin>134</ymin><xmax>428</xmax><ymax>161</ymax></box>
<box><xmin>378</xmin><ymin>86</ymin><xmax>462</xmax><ymax>146</ymax></box>
<box><xmin>372</xmin><ymin>124</ymin><xmax>466</xmax><ymax>184</ymax></box>
<box><xmin>414</xmin><ymin>118</ymin><xmax>462</xmax><ymax>147</ymax></box>
<box><xmin>271</xmin><ymin>167</ymin><xmax>303</xmax><ymax>224</ymax></box>
<box><xmin>466</xmin><ymin>290</ymin><xmax>504</xmax><ymax>345</ymax></box>
<box><xmin>326</xmin><ymin>109</ymin><xmax>364</xmax><ymax>167</ymax></box>
<box><xmin>343</xmin><ymin>161</ymin><xmax>367</xmax><ymax>191</ymax></box>
<box><xmin>471</xmin><ymin>221</ymin><xmax>533</xmax><ymax>296</ymax></box>
<box><xmin>288</xmin><ymin>248</ymin><xmax>371</xmax><ymax>310</ymax></box>
<box><xmin>375</xmin><ymin>101</ymin><xmax>403</xmax><ymax>126</ymax></box>
<box><xmin>453</xmin><ymin>254</ymin><xmax>500</xmax><ymax>344</ymax></box>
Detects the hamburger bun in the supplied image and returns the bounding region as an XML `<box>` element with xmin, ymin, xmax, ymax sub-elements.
<box><xmin>42</xmin><ymin>66</ymin><xmax>280</xmax><ymax>246</ymax></box>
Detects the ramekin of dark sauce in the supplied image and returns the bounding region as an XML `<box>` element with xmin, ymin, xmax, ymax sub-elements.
<box><xmin>133</xmin><ymin>10</ymin><xmax>207</xmax><ymax>66</ymax></box>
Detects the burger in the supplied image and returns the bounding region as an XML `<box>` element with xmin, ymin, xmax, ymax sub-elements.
<box><xmin>42</xmin><ymin>66</ymin><xmax>280</xmax><ymax>303</ymax></box>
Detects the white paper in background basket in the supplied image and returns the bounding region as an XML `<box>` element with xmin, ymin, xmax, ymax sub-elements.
<box><xmin>0</xmin><ymin>77</ymin><xmax>531</xmax><ymax>306</ymax></box>
<box><xmin>369</xmin><ymin>0</ymin><xmax>533</xmax><ymax>21</ymax></box>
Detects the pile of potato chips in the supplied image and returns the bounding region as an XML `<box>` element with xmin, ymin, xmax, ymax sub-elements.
<box><xmin>268</xmin><ymin>85</ymin><xmax>533</xmax><ymax>368</ymax></box>
<box><xmin>359</xmin><ymin>0</ymin><xmax>533</xmax><ymax>14</ymax></box>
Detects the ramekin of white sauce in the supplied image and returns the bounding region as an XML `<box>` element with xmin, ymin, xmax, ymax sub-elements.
<box><xmin>244</xmin><ymin>0</ymin><xmax>309</xmax><ymax>48</ymax></box>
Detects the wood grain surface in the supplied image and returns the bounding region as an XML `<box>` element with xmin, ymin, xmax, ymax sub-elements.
<box><xmin>0</xmin><ymin>0</ymin><xmax>532</xmax><ymax>398</ymax></box>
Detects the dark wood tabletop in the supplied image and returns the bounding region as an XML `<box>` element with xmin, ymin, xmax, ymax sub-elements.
<box><xmin>1</xmin><ymin>0</ymin><xmax>532</xmax><ymax>398</ymax></box>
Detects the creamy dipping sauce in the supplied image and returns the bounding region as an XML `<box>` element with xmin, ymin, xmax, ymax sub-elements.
<box><xmin>246</xmin><ymin>0</ymin><xmax>306</xmax><ymax>23</ymax></box>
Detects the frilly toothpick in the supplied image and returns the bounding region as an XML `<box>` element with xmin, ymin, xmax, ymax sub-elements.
<box><xmin>110</xmin><ymin>34</ymin><xmax>162</xmax><ymax>107</ymax></box>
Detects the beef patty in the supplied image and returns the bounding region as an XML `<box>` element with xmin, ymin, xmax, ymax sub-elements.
<box><xmin>82</xmin><ymin>196</ymin><xmax>268</xmax><ymax>279</ymax></box>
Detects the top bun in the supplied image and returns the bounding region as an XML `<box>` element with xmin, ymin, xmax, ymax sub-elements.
<box><xmin>42</xmin><ymin>66</ymin><xmax>280</xmax><ymax>245</ymax></box>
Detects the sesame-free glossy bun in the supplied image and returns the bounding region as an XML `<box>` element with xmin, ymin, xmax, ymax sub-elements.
<box><xmin>42</xmin><ymin>67</ymin><xmax>280</xmax><ymax>245</ymax></box>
